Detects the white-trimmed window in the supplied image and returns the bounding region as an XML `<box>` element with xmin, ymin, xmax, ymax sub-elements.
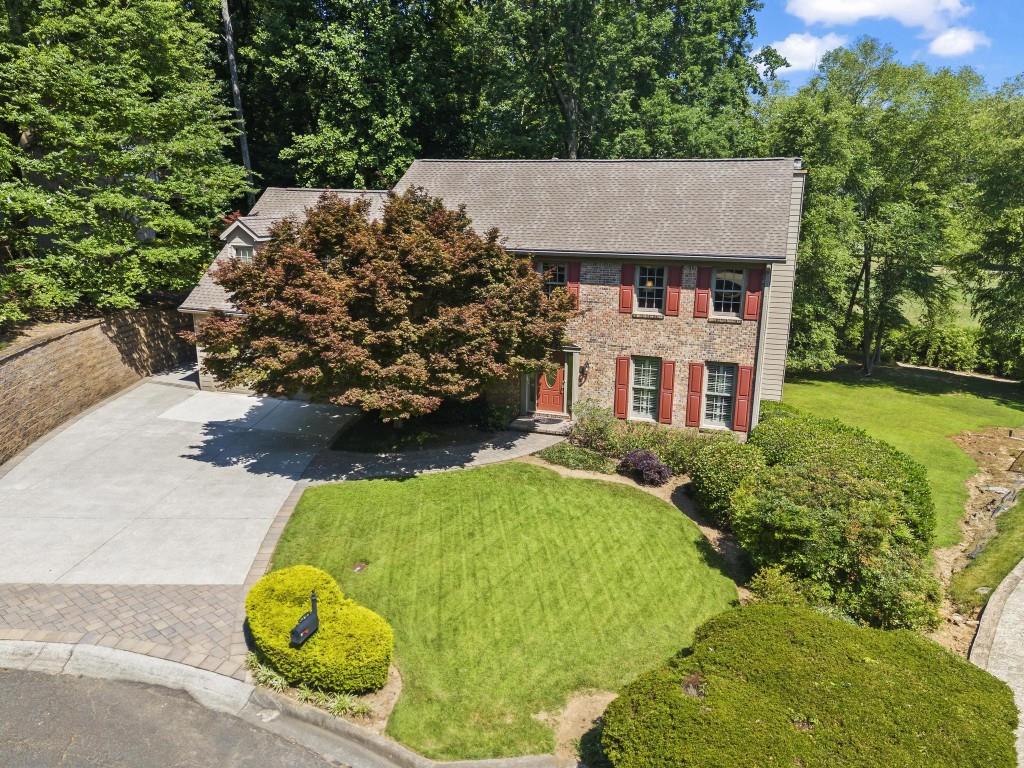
<box><xmin>233</xmin><ymin>244</ymin><xmax>254</xmax><ymax>263</ymax></box>
<box><xmin>635</xmin><ymin>266</ymin><xmax>666</xmax><ymax>312</ymax></box>
<box><xmin>712</xmin><ymin>269</ymin><xmax>744</xmax><ymax>315</ymax></box>
<box><xmin>541</xmin><ymin>262</ymin><xmax>567</xmax><ymax>295</ymax></box>
<box><xmin>704</xmin><ymin>363</ymin><xmax>736</xmax><ymax>428</ymax></box>
<box><xmin>631</xmin><ymin>356</ymin><xmax>660</xmax><ymax>420</ymax></box>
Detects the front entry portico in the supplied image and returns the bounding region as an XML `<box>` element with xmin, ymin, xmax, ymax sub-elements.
<box><xmin>520</xmin><ymin>345</ymin><xmax>580</xmax><ymax>421</ymax></box>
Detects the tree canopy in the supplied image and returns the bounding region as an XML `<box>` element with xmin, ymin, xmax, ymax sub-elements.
<box><xmin>762</xmin><ymin>39</ymin><xmax>983</xmax><ymax>373</ymax></box>
<box><xmin>192</xmin><ymin>190</ymin><xmax>575</xmax><ymax>419</ymax></box>
<box><xmin>0</xmin><ymin>0</ymin><xmax>1021</xmax><ymax>381</ymax></box>
<box><xmin>0</xmin><ymin>0</ymin><xmax>249</xmax><ymax>325</ymax></box>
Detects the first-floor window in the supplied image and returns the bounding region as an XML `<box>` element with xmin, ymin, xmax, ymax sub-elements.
<box><xmin>704</xmin><ymin>363</ymin><xmax>736</xmax><ymax>428</ymax></box>
<box><xmin>631</xmin><ymin>356</ymin><xmax>660</xmax><ymax>420</ymax></box>
<box><xmin>233</xmin><ymin>244</ymin><xmax>254</xmax><ymax>263</ymax></box>
<box><xmin>542</xmin><ymin>262</ymin><xmax>567</xmax><ymax>294</ymax></box>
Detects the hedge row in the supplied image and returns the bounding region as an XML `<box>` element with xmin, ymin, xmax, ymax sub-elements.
<box><xmin>566</xmin><ymin>399</ymin><xmax>734</xmax><ymax>477</ymax></box>
<box><xmin>750</xmin><ymin>402</ymin><xmax>934</xmax><ymax>548</ymax></box>
<box><xmin>601</xmin><ymin>604</ymin><xmax>1017</xmax><ymax>768</ymax></box>
<box><xmin>738</xmin><ymin>403</ymin><xmax>940</xmax><ymax>630</ymax></box>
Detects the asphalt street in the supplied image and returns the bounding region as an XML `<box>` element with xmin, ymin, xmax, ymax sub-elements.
<box><xmin>0</xmin><ymin>669</ymin><xmax>334</xmax><ymax>768</ymax></box>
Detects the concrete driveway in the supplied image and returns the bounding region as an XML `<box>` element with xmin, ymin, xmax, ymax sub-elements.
<box><xmin>0</xmin><ymin>381</ymin><xmax>353</xmax><ymax>585</ymax></box>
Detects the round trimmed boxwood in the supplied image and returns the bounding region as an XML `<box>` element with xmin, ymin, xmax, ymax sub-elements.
<box><xmin>245</xmin><ymin>565</ymin><xmax>393</xmax><ymax>693</ymax></box>
<box><xmin>601</xmin><ymin>604</ymin><xmax>1018</xmax><ymax>768</ymax></box>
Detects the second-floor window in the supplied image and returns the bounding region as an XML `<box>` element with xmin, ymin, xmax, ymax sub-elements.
<box><xmin>712</xmin><ymin>269</ymin><xmax>744</xmax><ymax>315</ymax></box>
<box><xmin>636</xmin><ymin>265</ymin><xmax>665</xmax><ymax>312</ymax></box>
<box><xmin>233</xmin><ymin>244</ymin><xmax>254</xmax><ymax>263</ymax></box>
<box><xmin>542</xmin><ymin>262</ymin><xmax>567</xmax><ymax>295</ymax></box>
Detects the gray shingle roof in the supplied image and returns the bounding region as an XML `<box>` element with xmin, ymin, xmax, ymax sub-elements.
<box><xmin>180</xmin><ymin>188</ymin><xmax>387</xmax><ymax>313</ymax></box>
<box><xmin>395</xmin><ymin>158</ymin><xmax>801</xmax><ymax>260</ymax></box>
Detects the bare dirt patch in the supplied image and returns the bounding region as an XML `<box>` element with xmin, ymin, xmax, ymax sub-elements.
<box><xmin>931</xmin><ymin>427</ymin><xmax>1024</xmax><ymax>655</ymax></box>
<box><xmin>353</xmin><ymin>663</ymin><xmax>403</xmax><ymax>734</ymax></box>
<box><xmin>518</xmin><ymin>455</ymin><xmax>750</xmax><ymax>594</ymax></box>
<box><xmin>534</xmin><ymin>690</ymin><xmax>617</xmax><ymax>766</ymax></box>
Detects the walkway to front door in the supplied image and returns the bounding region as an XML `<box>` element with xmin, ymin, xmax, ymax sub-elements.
<box><xmin>536</xmin><ymin>351</ymin><xmax>566</xmax><ymax>413</ymax></box>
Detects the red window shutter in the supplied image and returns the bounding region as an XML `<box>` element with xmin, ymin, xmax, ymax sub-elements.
<box><xmin>742</xmin><ymin>268</ymin><xmax>764</xmax><ymax>321</ymax></box>
<box><xmin>694</xmin><ymin>267</ymin><xmax>712</xmax><ymax>318</ymax></box>
<box><xmin>567</xmin><ymin>262</ymin><xmax>581</xmax><ymax>306</ymax></box>
<box><xmin>665</xmin><ymin>266</ymin><xmax>682</xmax><ymax>316</ymax></box>
<box><xmin>733</xmin><ymin>365</ymin><xmax>755</xmax><ymax>433</ymax></box>
<box><xmin>685</xmin><ymin>362</ymin><xmax>704</xmax><ymax>427</ymax></box>
<box><xmin>658</xmin><ymin>360</ymin><xmax>676</xmax><ymax>425</ymax></box>
<box><xmin>614</xmin><ymin>356</ymin><xmax>630</xmax><ymax>419</ymax></box>
<box><xmin>618</xmin><ymin>264</ymin><xmax>634</xmax><ymax>314</ymax></box>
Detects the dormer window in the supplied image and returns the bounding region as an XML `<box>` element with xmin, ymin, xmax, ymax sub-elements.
<box><xmin>233</xmin><ymin>244</ymin><xmax>254</xmax><ymax>263</ymax></box>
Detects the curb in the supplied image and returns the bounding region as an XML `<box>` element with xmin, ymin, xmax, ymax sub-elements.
<box><xmin>0</xmin><ymin>641</ymin><xmax>561</xmax><ymax>768</ymax></box>
<box><xmin>970</xmin><ymin>555</ymin><xmax>1024</xmax><ymax>669</ymax></box>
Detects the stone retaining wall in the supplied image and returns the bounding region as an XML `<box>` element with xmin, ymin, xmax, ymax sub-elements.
<box><xmin>0</xmin><ymin>310</ymin><xmax>193</xmax><ymax>465</ymax></box>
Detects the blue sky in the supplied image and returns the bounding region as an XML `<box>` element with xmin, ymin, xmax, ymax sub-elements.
<box><xmin>755</xmin><ymin>0</ymin><xmax>1023</xmax><ymax>89</ymax></box>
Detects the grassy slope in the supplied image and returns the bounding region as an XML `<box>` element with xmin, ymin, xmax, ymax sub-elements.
<box><xmin>951</xmin><ymin>498</ymin><xmax>1024</xmax><ymax>610</ymax></box>
<box><xmin>784</xmin><ymin>366</ymin><xmax>1024</xmax><ymax>547</ymax></box>
<box><xmin>273</xmin><ymin>463</ymin><xmax>736</xmax><ymax>760</ymax></box>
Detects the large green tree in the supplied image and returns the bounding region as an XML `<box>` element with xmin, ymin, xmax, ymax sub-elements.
<box><xmin>471</xmin><ymin>0</ymin><xmax>782</xmax><ymax>160</ymax></box>
<box><xmin>232</xmin><ymin>0</ymin><xmax>779</xmax><ymax>188</ymax></box>
<box><xmin>193</xmin><ymin>190</ymin><xmax>575</xmax><ymax>419</ymax></box>
<box><xmin>0</xmin><ymin>0</ymin><xmax>249</xmax><ymax>327</ymax></box>
<box><xmin>961</xmin><ymin>79</ymin><xmax>1024</xmax><ymax>377</ymax></box>
<box><xmin>763</xmin><ymin>39</ymin><xmax>982</xmax><ymax>372</ymax></box>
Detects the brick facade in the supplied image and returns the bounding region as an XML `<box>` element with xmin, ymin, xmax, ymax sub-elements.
<box><xmin>0</xmin><ymin>310</ymin><xmax>193</xmax><ymax>465</ymax></box>
<box><xmin>556</xmin><ymin>259</ymin><xmax>762</xmax><ymax>428</ymax></box>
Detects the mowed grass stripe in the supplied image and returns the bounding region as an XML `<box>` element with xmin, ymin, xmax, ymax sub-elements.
<box><xmin>273</xmin><ymin>463</ymin><xmax>736</xmax><ymax>759</ymax></box>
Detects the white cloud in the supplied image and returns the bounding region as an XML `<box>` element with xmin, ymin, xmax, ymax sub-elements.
<box><xmin>770</xmin><ymin>32</ymin><xmax>848</xmax><ymax>72</ymax></box>
<box><xmin>927</xmin><ymin>26</ymin><xmax>991</xmax><ymax>56</ymax></box>
<box><xmin>785</xmin><ymin>0</ymin><xmax>969</xmax><ymax>33</ymax></box>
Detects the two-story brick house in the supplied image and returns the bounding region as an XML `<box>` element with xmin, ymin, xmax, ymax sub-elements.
<box><xmin>180</xmin><ymin>158</ymin><xmax>806</xmax><ymax>433</ymax></box>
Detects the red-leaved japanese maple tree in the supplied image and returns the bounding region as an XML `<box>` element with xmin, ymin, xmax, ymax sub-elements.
<box><xmin>192</xmin><ymin>189</ymin><xmax>575</xmax><ymax>420</ymax></box>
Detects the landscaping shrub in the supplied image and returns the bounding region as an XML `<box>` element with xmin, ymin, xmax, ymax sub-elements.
<box><xmin>601</xmin><ymin>604</ymin><xmax>1018</xmax><ymax>768</ymax></box>
<box><xmin>747</xmin><ymin>565</ymin><xmax>806</xmax><ymax>607</ymax></box>
<box><xmin>617</xmin><ymin>449</ymin><xmax>671</xmax><ymax>486</ymax></box>
<box><xmin>658</xmin><ymin>428</ymin><xmax>732</xmax><ymax>476</ymax></box>
<box><xmin>732</xmin><ymin>463</ymin><xmax>940</xmax><ymax>630</ymax></box>
<box><xmin>568</xmin><ymin>399</ymin><xmax>737</xmax><ymax>478</ymax></box>
<box><xmin>246</xmin><ymin>565</ymin><xmax>393</xmax><ymax>693</ymax></box>
<box><xmin>889</xmin><ymin>322</ymin><xmax>982</xmax><ymax>373</ymax></box>
<box><xmin>748</xmin><ymin>407</ymin><xmax>935</xmax><ymax>548</ymax></box>
<box><xmin>536</xmin><ymin>442</ymin><xmax>616</xmax><ymax>473</ymax></box>
<box><xmin>567</xmin><ymin>399</ymin><xmax>620</xmax><ymax>455</ymax></box>
<box><xmin>688</xmin><ymin>439</ymin><xmax>765</xmax><ymax>529</ymax></box>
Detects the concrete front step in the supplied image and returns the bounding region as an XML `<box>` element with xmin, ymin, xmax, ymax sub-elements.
<box><xmin>509</xmin><ymin>416</ymin><xmax>572</xmax><ymax>436</ymax></box>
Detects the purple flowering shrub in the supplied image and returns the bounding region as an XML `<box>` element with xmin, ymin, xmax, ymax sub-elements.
<box><xmin>618</xmin><ymin>449</ymin><xmax>672</xmax><ymax>486</ymax></box>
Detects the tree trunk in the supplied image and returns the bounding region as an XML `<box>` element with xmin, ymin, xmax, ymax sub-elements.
<box><xmin>861</xmin><ymin>249</ymin><xmax>874</xmax><ymax>374</ymax></box>
<box><xmin>840</xmin><ymin>258</ymin><xmax>867</xmax><ymax>341</ymax></box>
<box><xmin>221</xmin><ymin>0</ymin><xmax>254</xmax><ymax>206</ymax></box>
<box><xmin>5</xmin><ymin>0</ymin><xmax>22</xmax><ymax>38</ymax></box>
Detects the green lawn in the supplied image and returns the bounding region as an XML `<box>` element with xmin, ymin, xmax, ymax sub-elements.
<box><xmin>784</xmin><ymin>366</ymin><xmax>1024</xmax><ymax>547</ymax></box>
<box><xmin>272</xmin><ymin>463</ymin><xmax>736</xmax><ymax>759</ymax></box>
<box><xmin>951</xmin><ymin>499</ymin><xmax>1024</xmax><ymax>611</ymax></box>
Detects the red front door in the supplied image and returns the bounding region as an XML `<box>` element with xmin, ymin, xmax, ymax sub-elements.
<box><xmin>536</xmin><ymin>353</ymin><xmax>566</xmax><ymax>413</ymax></box>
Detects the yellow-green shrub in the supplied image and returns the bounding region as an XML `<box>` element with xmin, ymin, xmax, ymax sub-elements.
<box><xmin>245</xmin><ymin>565</ymin><xmax>393</xmax><ymax>693</ymax></box>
